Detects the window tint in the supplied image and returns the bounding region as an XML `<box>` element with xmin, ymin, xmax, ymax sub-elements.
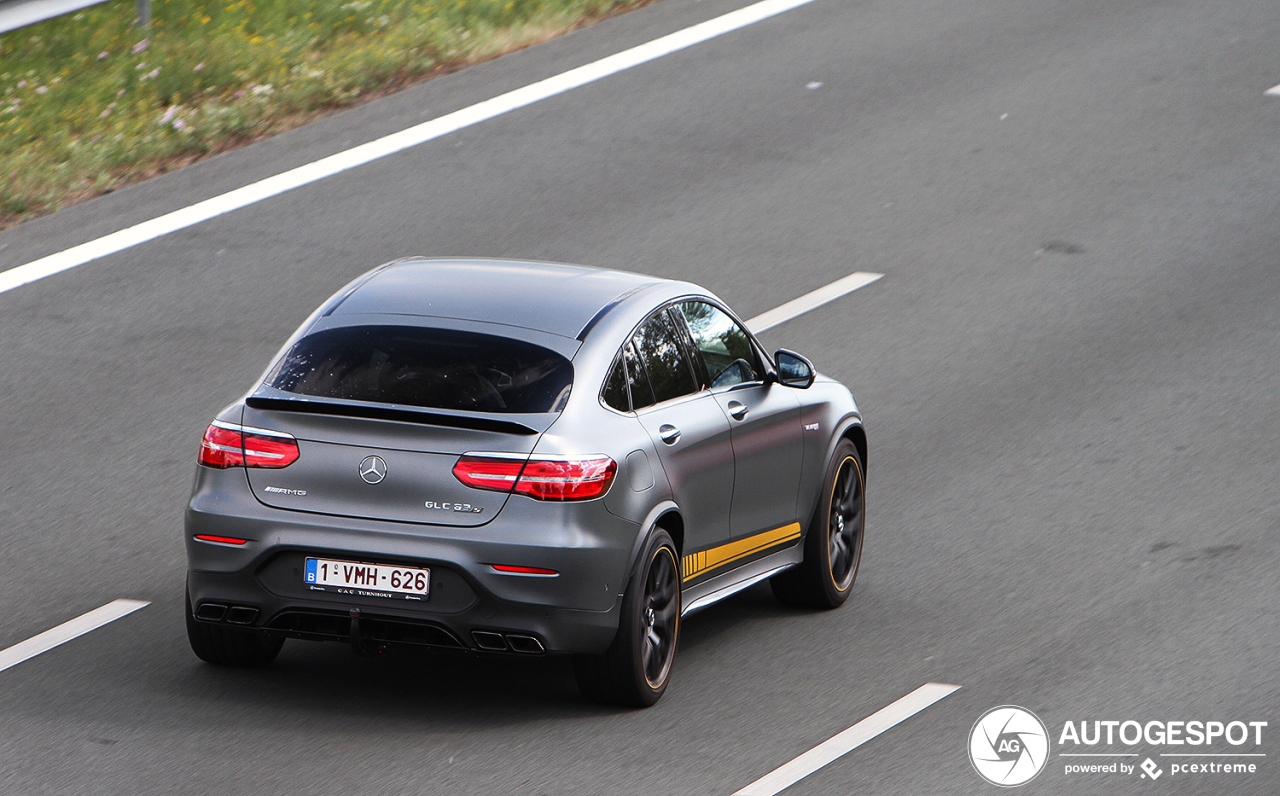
<box><xmin>624</xmin><ymin>342</ymin><xmax>656</xmax><ymax>410</ymax></box>
<box><xmin>632</xmin><ymin>310</ymin><xmax>697</xmax><ymax>405</ymax></box>
<box><xmin>678</xmin><ymin>301</ymin><xmax>762</xmax><ymax>388</ymax></box>
<box><xmin>266</xmin><ymin>326</ymin><xmax>573</xmax><ymax>414</ymax></box>
<box><xmin>602</xmin><ymin>353</ymin><xmax>630</xmax><ymax>412</ymax></box>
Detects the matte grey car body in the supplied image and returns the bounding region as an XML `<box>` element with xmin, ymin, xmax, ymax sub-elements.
<box><xmin>185</xmin><ymin>258</ymin><xmax>865</xmax><ymax>705</ymax></box>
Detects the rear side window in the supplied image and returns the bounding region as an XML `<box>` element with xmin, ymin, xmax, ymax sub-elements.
<box><xmin>602</xmin><ymin>352</ymin><xmax>630</xmax><ymax>412</ymax></box>
<box><xmin>631</xmin><ymin>310</ymin><xmax>698</xmax><ymax>405</ymax></box>
<box><xmin>266</xmin><ymin>326</ymin><xmax>573</xmax><ymax>413</ymax></box>
<box><xmin>624</xmin><ymin>342</ymin><xmax>656</xmax><ymax>409</ymax></box>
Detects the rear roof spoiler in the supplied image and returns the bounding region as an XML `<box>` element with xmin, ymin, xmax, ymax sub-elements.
<box><xmin>246</xmin><ymin>396</ymin><xmax>539</xmax><ymax>436</ymax></box>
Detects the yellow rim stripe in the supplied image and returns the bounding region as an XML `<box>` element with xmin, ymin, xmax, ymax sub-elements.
<box><xmin>682</xmin><ymin>523</ymin><xmax>801</xmax><ymax>582</ymax></box>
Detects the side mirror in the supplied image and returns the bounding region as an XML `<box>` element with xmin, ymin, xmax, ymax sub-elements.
<box><xmin>775</xmin><ymin>350</ymin><xmax>815</xmax><ymax>388</ymax></box>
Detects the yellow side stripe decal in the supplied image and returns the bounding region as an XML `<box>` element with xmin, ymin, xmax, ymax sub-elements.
<box><xmin>682</xmin><ymin>522</ymin><xmax>801</xmax><ymax>582</ymax></box>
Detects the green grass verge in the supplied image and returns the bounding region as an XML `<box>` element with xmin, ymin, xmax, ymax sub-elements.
<box><xmin>0</xmin><ymin>0</ymin><xmax>648</xmax><ymax>229</ymax></box>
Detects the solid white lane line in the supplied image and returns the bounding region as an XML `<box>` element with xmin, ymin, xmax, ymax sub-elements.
<box><xmin>0</xmin><ymin>0</ymin><xmax>819</xmax><ymax>297</ymax></box>
<box><xmin>732</xmin><ymin>682</ymin><xmax>961</xmax><ymax>796</ymax></box>
<box><xmin>746</xmin><ymin>271</ymin><xmax>883</xmax><ymax>333</ymax></box>
<box><xmin>0</xmin><ymin>599</ymin><xmax>149</xmax><ymax>674</ymax></box>
<box><xmin>1265</xmin><ymin>83</ymin><xmax>1280</xmax><ymax>97</ymax></box>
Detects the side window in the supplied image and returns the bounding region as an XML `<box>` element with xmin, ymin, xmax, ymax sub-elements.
<box><xmin>624</xmin><ymin>342</ymin><xmax>656</xmax><ymax>410</ymax></box>
<box><xmin>632</xmin><ymin>310</ymin><xmax>698</xmax><ymax>405</ymax></box>
<box><xmin>602</xmin><ymin>352</ymin><xmax>630</xmax><ymax>412</ymax></box>
<box><xmin>677</xmin><ymin>301</ymin><xmax>762</xmax><ymax>388</ymax></box>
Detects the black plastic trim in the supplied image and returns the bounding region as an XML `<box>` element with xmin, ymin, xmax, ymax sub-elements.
<box><xmin>246</xmin><ymin>396</ymin><xmax>539</xmax><ymax>435</ymax></box>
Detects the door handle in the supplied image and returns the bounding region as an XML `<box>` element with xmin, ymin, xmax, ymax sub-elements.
<box><xmin>658</xmin><ymin>424</ymin><xmax>681</xmax><ymax>445</ymax></box>
<box><xmin>726</xmin><ymin>401</ymin><xmax>748</xmax><ymax>421</ymax></box>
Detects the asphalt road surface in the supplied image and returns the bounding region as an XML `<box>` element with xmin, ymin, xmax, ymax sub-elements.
<box><xmin>1</xmin><ymin>0</ymin><xmax>1277</xmax><ymax>792</ymax></box>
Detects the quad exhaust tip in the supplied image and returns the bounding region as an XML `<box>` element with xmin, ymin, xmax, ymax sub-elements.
<box><xmin>196</xmin><ymin>603</ymin><xmax>228</xmax><ymax>622</ymax></box>
<box><xmin>506</xmin><ymin>634</ymin><xmax>545</xmax><ymax>654</ymax></box>
<box><xmin>226</xmin><ymin>606</ymin><xmax>259</xmax><ymax>624</ymax></box>
<box><xmin>472</xmin><ymin>631</ymin><xmax>508</xmax><ymax>651</ymax></box>
<box><xmin>195</xmin><ymin>602</ymin><xmax>259</xmax><ymax>625</ymax></box>
<box><xmin>471</xmin><ymin>630</ymin><xmax>545</xmax><ymax>654</ymax></box>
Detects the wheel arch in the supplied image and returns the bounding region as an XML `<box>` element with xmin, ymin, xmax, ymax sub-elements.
<box><xmin>653</xmin><ymin>510</ymin><xmax>685</xmax><ymax>559</ymax></box>
<box><xmin>620</xmin><ymin>500</ymin><xmax>685</xmax><ymax>592</ymax></box>
<box><xmin>841</xmin><ymin>421</ymin><xmax>867</xmax><ymax>477</ymax></box>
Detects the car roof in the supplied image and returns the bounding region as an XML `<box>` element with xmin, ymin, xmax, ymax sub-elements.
<box><xmin>328</xmin><ymin>258</ymin><xmax>664</xmax><ymax>340</ymax></box>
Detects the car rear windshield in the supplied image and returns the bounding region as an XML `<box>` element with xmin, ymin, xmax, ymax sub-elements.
<box><xmin>265</xmin><ymin>326</ymin><xmax>573</xmax><ymax>414</ymax></box>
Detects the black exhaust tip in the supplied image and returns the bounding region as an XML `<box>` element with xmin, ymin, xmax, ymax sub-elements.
<box><xmin>196</xmin><ymin>603</ymin><xmax>228</xmax><ymax>622</ymax></box>
<box><xmin>225</xmin><ymin>606</ymin><xmax>259</xmax><ymax>625</ymax></box>
<box><xmin>505</xmin><ymin>635</ymin><xmax>545</xmax><ymax>654</ymax></box>
<box><xmin>472</xmin><ymin>631</ymin><xmax>507</xmax><ymax>651</ymax></box>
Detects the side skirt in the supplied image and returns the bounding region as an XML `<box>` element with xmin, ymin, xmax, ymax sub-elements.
<box><xmin>680</xmin><ymin>544</ymin><xmax>803</xmax><ymax>616</ymax></box>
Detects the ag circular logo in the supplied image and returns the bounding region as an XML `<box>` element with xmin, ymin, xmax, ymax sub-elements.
<box><xmin>969</xmin><ymin>705</ymin><xmax>1050</xmax><ymax>787</ymax></box>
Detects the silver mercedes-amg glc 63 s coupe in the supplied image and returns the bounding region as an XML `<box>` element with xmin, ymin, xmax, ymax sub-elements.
<box><xmin>185</xmin><ymin>258</ymin><xmax>865</xmax><ymax>706</ymax></box>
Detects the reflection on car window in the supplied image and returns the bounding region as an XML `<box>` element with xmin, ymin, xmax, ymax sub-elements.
<box><xmin>678</xmin><ymin>301</ymin><xmax>761</xmax><ymax>388</ymax></box>
<box><xmin>266</xmin><ymin>325</ymin><xmax>573</xmax><ymax>414</ymax></box>
<box><xmin>625</xmin><ymin>341</ymin><xmax>656</xmax><ymax>410</ymax></box>
<box><xmin>632</xmin><ymin>311</ymin><xmax>697</xmax><ymax>405</ymax></box>
<box><xmin>602</xmin><ymin>352</ymin><xmax>630</xmax><ymax>412</ymax></box>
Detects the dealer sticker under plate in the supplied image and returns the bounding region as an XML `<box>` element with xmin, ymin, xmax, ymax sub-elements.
<box><xmin>304</xmin><ymin>557</ymin><xmax>430</xmax><ymax>600</ymax></box>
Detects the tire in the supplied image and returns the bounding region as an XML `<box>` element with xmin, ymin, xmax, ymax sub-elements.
<box><xmin>185</xmin><ymin>594</ymin><xmax>284</xmax><ymax>667</ymax></box>
<box><xmin>771</xmin><ymin>439</ymin><xmax>864</xmax><ymax>609</ymax></box>
<box><xmin>574</xmin><ymin>529</ymin><xmax>681</xmax><ymax>707</ymax></box>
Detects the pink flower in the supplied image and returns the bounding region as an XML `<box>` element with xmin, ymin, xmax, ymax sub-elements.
<box><xmin>117</xmin><ymin>89</ymin><xmax>126</xmax><ymax>96</ymax></box>
<box><xmin>131</xmin><ymin>39</ymin><xmax>149</xmax><ymax>54</ymax></box>
<box><xmin>194</xmin><ymin>63</ymin><xmax>204</xmax><ymax>71</ymax></box>
<box><xmin>35</xmin><ymin>86</ymin><xmax>48</xmax><ymax>95</ymax></box>
<box><xmin>234</xmin><ymin>90</ymin><xmax>245</xmax><ymax>98</ymax></box>
<box><xmin>172</xmin><ymin>119</ymin><xmax>187</xmax><ymax>130</ymax></box>
<box><xmin>158</xmin><ymin>106</ymin><xmax>177</xmax><ymax>123</ymax></box>
<box><xmin>147</xmin><ymin>68</ymin><xmax>160</xmax><ymax>79</ymax></box>
<box><xmin>98</xmin><ymin>51</ymin><xmax>110</xmax><ymax>60</ymax></box>
<box><xmin>16</xmin><ymin>80</ymin><xmax>26</xmax><ymax>88</ymax></box>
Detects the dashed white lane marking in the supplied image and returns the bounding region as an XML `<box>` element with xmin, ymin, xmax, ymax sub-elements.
<box><xmin>0</xmin><ymin>0</ymin><xmax>819</xmax><ymax>297</ymax></box>
<box><xmin>732</xmin><ymin>682</ymin><xmax>961</xmax><ymax>796</ymax></box>
<box><xmin>0</xmin><ymin>599</ymin><xmax>149</xmax><ymax>674</ymax></box>
<box><xmin>1265</xmin><ymin>83</ymin><xmax>1280</xmax><ymax>97</ymax></box>
<box><xmin>746</xmin><ymin>272</ymin><xmax>884</xmax><ymax>333</ymax></box>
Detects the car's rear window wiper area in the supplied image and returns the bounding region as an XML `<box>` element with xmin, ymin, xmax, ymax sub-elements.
<box><xmin>245</xmin><ymin>395</ymin><xmax>541</xmax><ymax>436</ymax></box>
<box><xmin>263</xmin><ymin>325</ymin><xmax>574</xmax><ymax>414</ymax></box>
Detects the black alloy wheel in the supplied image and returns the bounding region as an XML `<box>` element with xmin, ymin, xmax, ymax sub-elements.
<box><xmin>574</xmin><ymin>528</ymin><xmax>681</xmax><ymax>707</ymax></box>
<box><xmin>639</xmin><ymin>542</ymin><xmax>679</xmax><ymax>689</ymax></box>
<box><xmin>771</xmin><ymin>439</ymin><xmax>864</xmax><ymax>609</ymax></box>
<box><xmin>828</xmin><ymin>454</ymin><xmax>864</xmax><ymax>592</ymax></box>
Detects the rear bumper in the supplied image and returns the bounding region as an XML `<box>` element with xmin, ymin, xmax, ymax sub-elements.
<box><xmin>185</xmin><ymin>467</ymin><xmax>636</xmax><ymax>655</ymax></box>
<box><xmin>186</xmin><ymin>568</ymin><xmax>621</xmax><ymax>655</ymax></box>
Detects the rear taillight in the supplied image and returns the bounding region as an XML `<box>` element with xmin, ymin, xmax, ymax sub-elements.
<box><xmin>451</xmin><ymin>455</ymin><xmax>525</xmax><ymax>491</ymax></box>
<box><xmin>513</xmin><ymin>457</ymin><xmax>617</xmax><ymax>501</ymax></box>
<box><xmin>453</xmin><ymin>453</ymin><xmax>616</xmax><ymax>501</ymax></box>
<box><xmin>199</xmin><ymin>421</ymin><xmax>299</xmax><ymax>469</ymax></box>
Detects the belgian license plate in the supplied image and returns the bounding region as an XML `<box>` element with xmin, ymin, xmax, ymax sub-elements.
<box><xmin>304</xmin><ymin>557</ymin><xmax>430</xmax><ymax>599</ymax></box>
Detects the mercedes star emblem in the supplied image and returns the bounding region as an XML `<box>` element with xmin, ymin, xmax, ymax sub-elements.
<box><xmin>358</xmin><ymin>455</ymin><xmax>388</xmax><ymax>484</ymax></box>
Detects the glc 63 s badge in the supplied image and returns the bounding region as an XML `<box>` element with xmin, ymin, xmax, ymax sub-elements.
<box><xmin>425</xmin><ymin>500</ymin><xmax>484</xmax><ymax>513</ymax></box>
